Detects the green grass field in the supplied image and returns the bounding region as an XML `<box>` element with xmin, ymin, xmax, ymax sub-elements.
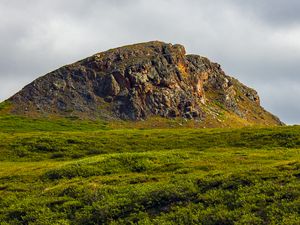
<box><xmin>0</xmin><ymin>115</ymin><xmax>299</xmax><ymax>224</ymax></box>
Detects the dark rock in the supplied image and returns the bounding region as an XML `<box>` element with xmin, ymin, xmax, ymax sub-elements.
<box><xmin>6</xmin><ymin>41</ymin><xmax>283</xmax><ymax>125</ymax></box>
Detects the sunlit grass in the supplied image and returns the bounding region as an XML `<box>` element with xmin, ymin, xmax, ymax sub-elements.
<box><xmin>0</xmin><ymin>122</ymin><xmax>299</xmax><ymax>224</ymax></box>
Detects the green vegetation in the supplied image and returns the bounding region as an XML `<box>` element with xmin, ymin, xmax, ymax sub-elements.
<box><xmin>0</xmin><ymin>115</ymin><xmax>109</xmax><ymax>133</ymax></box>
<box><xmin>0</xmin><ymin>101</ymin><xmax>9</xmax><ymax>111</ymax></box>
<box><xmin>0</xmin><ymin>116</ymin><xmax>299</xmax><ymax>224</ymax></box>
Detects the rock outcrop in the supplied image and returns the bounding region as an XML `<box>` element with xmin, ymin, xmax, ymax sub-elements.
<box><xmin>7</xmin><ymin>41</ymin><xmax>282</xmax><ymax>126</ymax></box>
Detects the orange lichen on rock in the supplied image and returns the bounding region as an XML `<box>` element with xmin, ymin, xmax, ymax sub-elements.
<box><xmin>177</xmin><ymin>61</ymin><xmax>188</xmax><ymax>78</ymax></box>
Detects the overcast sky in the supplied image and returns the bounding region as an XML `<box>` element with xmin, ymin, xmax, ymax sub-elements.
<box><xmin>0</xmin><ymin>0</ymin><xmax>299</xmax><ymax>124</ymax></box>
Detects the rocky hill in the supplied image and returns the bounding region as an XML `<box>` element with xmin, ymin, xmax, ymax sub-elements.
<box><xmin>5</xmin><ymin>41</ymin><xmax>282</xmax><ymax>126</ymax></box>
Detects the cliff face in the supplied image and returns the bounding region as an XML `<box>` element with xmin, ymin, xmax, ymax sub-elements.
<box><xmin>8</xmin><ymin>41</ymin><xmax>282</xmax><ymax>126</ymax></box>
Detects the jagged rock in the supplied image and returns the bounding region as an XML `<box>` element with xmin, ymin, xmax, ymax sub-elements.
<box><xmin>6</xmin><ymin>41</ymin><xmax>283</xmax><ymax>125</ymax></box>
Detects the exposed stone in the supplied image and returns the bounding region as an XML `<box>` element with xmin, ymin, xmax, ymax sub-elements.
<box><xmin>7</xmin><ymin>41</ymin><xmax>283</xmax><ymax>125</ymax></box>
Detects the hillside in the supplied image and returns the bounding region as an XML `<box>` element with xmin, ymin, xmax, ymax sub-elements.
<box><xmin>2</xmin><ymin>41</ymin><xmax>282</xmax><ymax>127</ymax></box>
<box><xmin>0</xmin><ymin>41</ymin><xmax>295</xmax><ymax>225</ymax></box>
<box><xmin>0</xmin><ymin>125</ymin><xmax>299</xmax><ymax>224</ymax></box>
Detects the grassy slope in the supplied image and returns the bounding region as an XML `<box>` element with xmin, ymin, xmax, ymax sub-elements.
<box><xmin>0</xmin><ymin>114</ymin><xmax>299</xmax><ymax>224</ymax></box>
<box><xmin>0</xmin><ymin>96</ymin><xmax>282</xmax><ymax>131</ymax></box>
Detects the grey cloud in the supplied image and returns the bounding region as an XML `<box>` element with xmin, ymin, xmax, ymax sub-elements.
<box><xmin>0</xmin><ymin>0</ymin><xmax>299</xmax><ymax>124</ymax></box>
<box><xmin>231</xmin><ymin>0</ymin><xmax>300</xmax><ymax>27</ymax></box>
<box><xmin>258</xmin><ymin>81</ymin><xmax>300</xmax><ymax>125</ymax></box>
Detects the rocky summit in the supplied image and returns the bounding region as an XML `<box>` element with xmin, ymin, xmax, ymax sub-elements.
<box><xmin>7</xmin><ymin>41</ymin><xmax>282</xmax><ymax>126</ymax></box>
